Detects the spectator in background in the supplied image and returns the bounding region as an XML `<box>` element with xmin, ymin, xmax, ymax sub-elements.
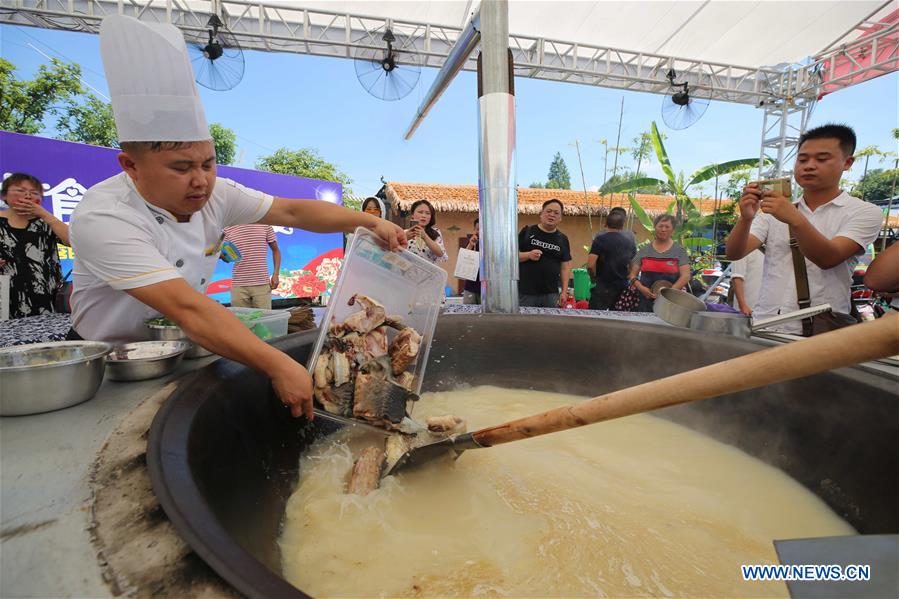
<box><xmin>608</xmin><ymin>206</ymin><xmax>636</xmax><ymax>243</ymax></box>
<box><xmin>404</xmin><ymin>199</ymin><xmax>448</xmax><ymax>264</ymax></box>
<box><xmin>730</xmin><ymin>248</ymin><xmax>764</xmax><ymax>316</ymax></box>
<box><xmin>0</xmin><ymin>173</ymin><xmax>69</xmax><ymax>318</ymax></box>
<box><xmin>518</xmin><ymin>199</ymin><xmax>572</xmax><ymax>307</ymax></box>
<box><xmin>628</xmin><ymin>214</ymin><xmax>690</xmax><ymax>312</ymax></box>
<box><xmin>462</xmin><ymin>217</ymin><xmax>481</xmax><ymax>304</ymax></box>
<box><xmin>587</xmin><ymin>208</ymin><xmax>636</xmax><ymax>310</ymax></box>
<box><xmin>224</xmin><ymin>224</ymin><xmax>280</xmax><ymax>309</ymax></box>
<box><xmin>726</xmin><ymin>124</ymin><xmax>882</xmax><ymax>334</ymax></box>
<box><xmin>361</xmin><ymin>196</ymin><xmax>386</xmax><ymax>219</ymax></box>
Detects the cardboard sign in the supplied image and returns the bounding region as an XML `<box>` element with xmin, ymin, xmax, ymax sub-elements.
<box><xmin>454</xmin><ymin>247</ymin><xmax>480</xmax><ymax>281</ymax></box>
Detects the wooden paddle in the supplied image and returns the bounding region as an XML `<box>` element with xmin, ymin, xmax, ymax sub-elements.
<box><xmin>384</xmin><ymin>313</ymin><xmax>899</xmax><ymax>477</ymax></box>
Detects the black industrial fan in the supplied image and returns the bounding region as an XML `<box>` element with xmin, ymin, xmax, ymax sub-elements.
<box><xmin>188</xmin><ymin>15</ymin><xmax>245</xmax><ymax>91</ymax></box>
<box><xmin>661</xmin><ymin>69</ymin><xmax>711</xmax><ymax>130</ymax></box>
<box><xmin>353</xmin><ymin>28</ymin><xmax>422</xmax><ymax>101</ymax></box>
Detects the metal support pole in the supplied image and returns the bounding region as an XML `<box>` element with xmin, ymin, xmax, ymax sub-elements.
<box><xmin>477</xmin><ymin>0</ymin><xmax>518</xmax><ymax>313</ymax></box>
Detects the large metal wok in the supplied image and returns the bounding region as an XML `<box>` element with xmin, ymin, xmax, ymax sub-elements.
<box><xmin>147</xmin><ymin>315</ymin><xmax>898</xmax><ymax>598</ymax></box>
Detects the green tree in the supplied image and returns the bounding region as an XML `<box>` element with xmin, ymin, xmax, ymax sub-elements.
<box><xmin>855</xmin><ymin>145</ymin><xmax>887</xmax><ymax>190</ymax></box>
<box><xmin>209</xmin><ymin>122</ymin><xmax>237</xmax><ymax>165</ymax></box>
<box><xmin>256</xmin><ymin>147</ymin><xmax>353</xmax><ymax>192</ymax></box>
<box><xmin>601</xmin><ymin>121</ymin><xmax>759</xmax><ymax>253</ymax></box>
<box><xmin>0</xmin><ymin>57</ymin><xmax>83</xmax><ymax>134</ymax></box>
<box><xmin>56</xmin><ymin>93</ymin><xmax>118</xmax><ymax>147</ymax></box>
<box><xmin>528</xmin><ymin>181</ymin><xmax>546</xmax><ymax>188</ymax></box>
<box><xmin>722</xmin><ymin>170</ymin><xmax>752</xmax><ymax>200</ymax></box>
<box><xmin>547</xmin><ymin>152</ymin><xmax>571</xmax><ymax>190</ymax></box>
<box><xmin>851</xmin><ymin>168</ymin><xmax>899</xmax><ymax>204</ymax></box>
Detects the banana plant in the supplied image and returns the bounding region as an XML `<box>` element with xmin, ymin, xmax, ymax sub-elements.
<box><xmin>600</xmin><ymin>121</ymin><xmax>760</xmax><ymax>252</ymax></box>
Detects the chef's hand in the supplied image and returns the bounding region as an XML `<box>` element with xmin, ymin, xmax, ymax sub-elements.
<box><xmin>270</xmin><ymin>274</ymin><xmax>280</xmax><ymax>289</ymax></box>
<box><xmin>740</xmin><ymin>305</ymin><xmax>753</xmax><ymax>316</ymax></box>
<box><xmin>526</xmin><ymin>249</ymin><xmax>542</xmax><ymax>261</ymax></box>
<box><xmin>369</xmin><ymin>219</ymin><xmax>407</xmax><ymax>251</ymax></box>
<box><xmin>759</xmin><ymin>189</ymin><xmax>800</xmax><ymax>226</ymax></box>
<box><xmin>558</xmin><ymin>290</ymin><xmax>569</xmax><ymax>306</ymax></box>
<box><xmin>270</xmin><ymin>358</ymin><xmax>314</xmax><ymax>419</ymax></box>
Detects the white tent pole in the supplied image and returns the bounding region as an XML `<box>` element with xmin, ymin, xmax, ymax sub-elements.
<box><xmin>478</xmin><ymin>0</ymin><xmax>518</xmax><ymax>313</ymax></box>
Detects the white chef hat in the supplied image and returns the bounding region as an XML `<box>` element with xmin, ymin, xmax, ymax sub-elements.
<box><xmin>100</xmin><ymin>15</ymin><xmax>210</xmax><ymax>142</ymax></box>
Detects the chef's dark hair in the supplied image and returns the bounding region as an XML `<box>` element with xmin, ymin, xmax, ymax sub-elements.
<box><xmin>1</xmin><ymin>173</ymin><xmax>43</xmax><ymax>197</ymax></box>
<box><xmin>120</xmin><ymin>140</ymin><xmax>200</xmax><ymax>154</ymax></box>
<box><xmin>409</xmin><ymin>199</ymin><xmax>440</xmax><ymax>241</ymax></box>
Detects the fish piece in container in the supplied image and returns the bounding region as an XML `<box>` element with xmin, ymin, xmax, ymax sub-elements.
<box><xmin>306</xmin><ymin>227</ymin><xmax>446</xmax><ymax>430</ymax></box>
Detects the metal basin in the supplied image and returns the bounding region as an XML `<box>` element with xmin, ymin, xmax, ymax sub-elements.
<box><xmin>653</xmin><ymin>287</ymin><xmax>706</xmax><ymax>327</ymax></box>
<box><xmin>106</xmin><ymin>340</ymin><xmax>190</xmax><ymax>381</ymax></box>
<box><xmin>148</xmin><ymin>315</ymin><xmax>898</xmax><ymax>597</ymax></box>
<box><xmin>0</xmin><ymin>341</ymin><xmax>112</xmax><ymax>416</ymax></box>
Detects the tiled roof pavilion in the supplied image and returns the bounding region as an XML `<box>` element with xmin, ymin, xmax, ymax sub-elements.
<box><xmin>383</xmin><ymin>182</ymin><xmax>731</xmax><ymax>217</ymax></box>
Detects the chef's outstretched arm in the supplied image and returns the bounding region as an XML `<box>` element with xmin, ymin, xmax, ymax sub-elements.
<box><xmin>258</xmin><ymin>197</ymin><xmax>408</xmax><ymax>250</ymax></box>
<box><xmin>126</xmin><ymin>278</ymin><xmax>313</xmax><ymax>419</ymax></box>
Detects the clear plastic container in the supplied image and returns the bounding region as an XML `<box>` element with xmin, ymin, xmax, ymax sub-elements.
<box><xmin>228</xmin><ymin>307</ymin><xmax>290</xmax><ymax>340</ymax></box>
<box><xmin>307</xmin><ymin>227</ymin><xmax>447</xmax><ymax>397</ymax></box>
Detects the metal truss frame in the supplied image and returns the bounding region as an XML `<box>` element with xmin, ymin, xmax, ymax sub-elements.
<box><xmin>0</xmin><ymin>0</ymin><xmax>797</xmax><ymax>105</ymax></box>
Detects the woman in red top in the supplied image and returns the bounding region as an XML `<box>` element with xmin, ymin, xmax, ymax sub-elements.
<box><xmin>627</xmin><ymin>214</ymin><xmax>691</xmax><ymax>312</ymax></box>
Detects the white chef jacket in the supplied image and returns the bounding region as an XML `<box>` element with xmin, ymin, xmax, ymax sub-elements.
<box><xmin>70</xmin><ymin>172</ymin><xmax>273</xmax><ymax>343</ymax></box>
<box><xmin>748</xmin><ymin>191</ymin><xmax>882</xmax><ymax>333</ymax></box>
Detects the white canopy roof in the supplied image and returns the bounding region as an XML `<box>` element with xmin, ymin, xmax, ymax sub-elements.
<box><xmin>292</xmin><ymin>0</ymin><xmax>889</xmax><ymax>68</ymax></box>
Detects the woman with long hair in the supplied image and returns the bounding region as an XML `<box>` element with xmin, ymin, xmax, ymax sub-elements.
<box><xmin>404</xmin><ymin>199</ymin><xmax>447</xmax><ymax>263</ymax></box>
<box><xmin>361</xmin><ymin>196</ymin><xmax>386</xmax><ymax>219</ymax></box>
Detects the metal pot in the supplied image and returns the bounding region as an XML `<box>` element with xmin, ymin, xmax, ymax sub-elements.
<box><xmin>147</xmin><ymin>323</ymin><xmax>215</xmax><ymax>359</ymax></box>
<box><xmin>689</xmin><ymin>304</ymin><xmax>834</xmax><ymax>338</ymax></box>
<box><xmin>147</xmin><ymin>316</ymin><xmax>898</xmax><ymax>597</ymax></box>
<box><xmin>0</xmin><ymin>341</ymin><xmax>112</xmax><ymax>416</ymax></box>
<box><xmin>106</xmin><ymin>340</ymin><xmax>190</xmax><ymax>381</ymax></box>
<box><xmin>653</xmin><ymin>287</ymin><xmax>706</xmax><ymax>327</ymax></box>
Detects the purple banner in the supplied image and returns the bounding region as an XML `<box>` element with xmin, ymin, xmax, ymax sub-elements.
<box><xmin>0</xmin><ymin>131</ymin><xmax>344</xmax><ymax>302</ymax></box>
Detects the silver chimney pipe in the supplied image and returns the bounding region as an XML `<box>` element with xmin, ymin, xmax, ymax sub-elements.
<box><xmin>404</xmin><ymin>12</ymin><xmax>481</xmax><ymax>140</ymax></box>
<box><xmin>478</xmin><ymin>0</ymin><xmax>518</xmax><ymax>313</ymax></box>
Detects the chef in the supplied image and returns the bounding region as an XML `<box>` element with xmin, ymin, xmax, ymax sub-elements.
<box><xmin>68</xmin><ymin>15</ymin><xmax>406</xmax><ymax>420</ymax></box>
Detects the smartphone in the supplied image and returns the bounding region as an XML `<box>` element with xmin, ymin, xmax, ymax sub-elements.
<box><xmin>754</xmin><ymin>177</ymin><xmax>792</xmax><ymax>199</ymax></box>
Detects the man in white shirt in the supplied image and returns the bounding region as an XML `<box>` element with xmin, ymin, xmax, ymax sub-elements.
<box><xmin>726</xmin><ymin>124</ymin><xmax>883</xmax><ymax>333</ymax></box>
<box><xmin>69</xmin><ymin>16</ymin><xmax>406</xmax><ymax>420</ymax></box>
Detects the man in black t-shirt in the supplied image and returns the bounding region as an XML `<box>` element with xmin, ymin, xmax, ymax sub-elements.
<box><xmin>587</xmin><ymin>208</ymin><xmax>637</xmax><ymax>310</ymax></box>
<box><xmin>518</xmin><ymin>199</ymin><xmax>572</xmax><ymax>307</ymax></box>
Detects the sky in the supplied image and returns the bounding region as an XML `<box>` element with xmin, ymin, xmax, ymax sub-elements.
<box><xmin>2</xmin><ymin>21</ymin><xmax>897</xmax><ymax>198</ymax></box>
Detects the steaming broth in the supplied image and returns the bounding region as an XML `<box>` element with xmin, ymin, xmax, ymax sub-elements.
<box><xmin>280</xmin><ymin>386</ymin><xmax>853</xmax><ymax>597</ymax></box>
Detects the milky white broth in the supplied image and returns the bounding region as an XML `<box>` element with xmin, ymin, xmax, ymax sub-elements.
<box><xmin>279</xmin><ymin>386</ymin><xmax>853</xmax><ymax>597</ymax></box>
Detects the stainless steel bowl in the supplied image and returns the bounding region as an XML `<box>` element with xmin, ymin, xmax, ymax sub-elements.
<box><xmin>0</xmin><ymin>341</ymin><xmax>112</xmax><ymax>416</ymax></box>
<box><xmin>147</xmin><ymin>323</ymin><xmax>215</xmax><ymax>359</ymax></box>
<box><xmin>106</xmin><ymin>340</ymin><xmax>190</xmax><ymax>381</ymax></box>
<box><xmin>653</xmin><ymin>287</ymin><xmax>707</xmax><ymax>328</ymax></box>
